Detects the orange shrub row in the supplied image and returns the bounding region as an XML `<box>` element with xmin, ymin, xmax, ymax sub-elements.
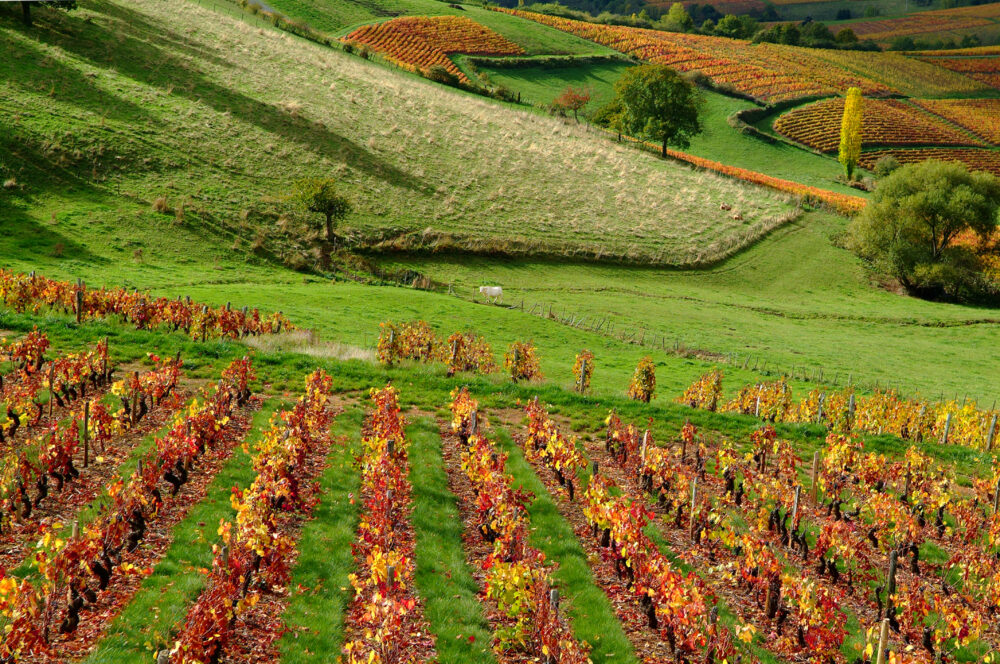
<box><xmin>614</xmin><ymin>132</ymin><xmax>866</xmax><ymax>213</ymax></box>
<box><xmin>913</xmin><ymin>98</ymin><xmax>1000</xmax><ymax>145</ymax></box>
<box><xmin>494</xmin><ymin>8</ymin><xmax>890</xmax><ymax>103</ymax></box>
<box><xmin>774</xmin><ymin>97</ymin><xmax>984</xmax><ymax>152</ymax></box>
<box><xmin>343</xmin><ymin>16</ymin><xmax>523</xmax><ymax>83</ymax></box>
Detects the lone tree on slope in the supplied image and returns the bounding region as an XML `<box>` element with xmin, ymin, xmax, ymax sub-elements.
<box><xmin>295</xmin><ymin>178</ymin><xmax>351</xmax><ymax>242</ymax></box>
<box><xmin>551</xmin><ymin>86</ymin><xmax>591</xmax><ymax>122</ymax></box>
<box><xmin>609</xmin><ymin>64</ymin><xmax>702</xmax><ymax>158</ymax></box>
<box><xmin>838</xmin><ymin>87</ymin><xmax>863</xmax><ymax>180</ymax></box>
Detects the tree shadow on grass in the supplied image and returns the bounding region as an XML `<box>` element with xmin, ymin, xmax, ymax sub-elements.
<box><xmin>23</xmin><ymin>0</ymin><xmax>435</xmax><ymax>196</ymax></box>
<box><xmin>0</xmin><ymin>9</ymin><xmax>154</xmax><ymax>126</ymax></box>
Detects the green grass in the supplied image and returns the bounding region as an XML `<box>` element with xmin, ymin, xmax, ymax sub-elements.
<box><xmin>376</xmin><ymin>210</ymin><xmax>1000</xmax><ymax>404</ymax></box>
<box><xmin>1</xmin><ymin>0</ymin><xmax>793</xmax><ymax>268</ymax></box>
<box><xmin>469</xmin><ymin>60</ymin><xmax>864</xmax><ymax>197</ymax></box>
<box><xmin>473</xmin><ymin>57</ymin><xmax>634</xmax><ymax>110</ymax></box>
<box><xmin>407</xmin><ymin>417</ymin><xmax>496</xmax><ymax>664</ymax></box>
<box><xmin>275</xmin><ymin>406</ymin><xmax>364</xmax><ymax>662</ymax></box>
<box><xmin>492</xmin><ymin>425</ymin><xmax>637</xmax><ymax>664</ymax></box>
<box><xmin>81</xmin><ymin>399</ymin><xmax>283</xmax><ymax>663</ymax></box>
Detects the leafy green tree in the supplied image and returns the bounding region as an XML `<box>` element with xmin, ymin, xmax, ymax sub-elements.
<box><xmin>295</xmin><ymin>178</ymin><xmax>351</xmax><ymax>242</ymax></box>
<box><xmin>19</xmin><ymin>0</ymin><xmax>76</xmax><ymax>26</ymax></box>
<box><xmin>838</xmin><ymin>87</ymin><xmax>863</xmax><ymax>180</ymax></box>
<box><xmin>848</xmin><ymin>160</ymin><xmax>1000</xmax><ymax>300</ymax></box>
<box><xmin>714</xmin><ymin>14</ymin><xmax>758</xmax><ymax>39</ymax></box>
<box><xmin>835</xmin><ymin>28</ymin><xmax>858</xmax><ymax>44</ymax></box>
<box><xmin>611</xmin><ymin>64</ymin><xmax>702</xmax><ymax>157</ymax></box>
<box><xmin>662</xmin><ymin>2</ymin><xmax>694</xmax><ymax>31</ymax></box>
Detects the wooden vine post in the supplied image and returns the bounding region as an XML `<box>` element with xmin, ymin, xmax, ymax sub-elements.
<box><xmin>941</xmin><ymin>412</ymin><xmax>952</xmax><ymax>444</ymax></box>
<box><xmin>993</xmin><ymin>477</ymin><xmax>1000</xmax><ymax>516</ymax></box>
<box><xmin>131</xmin><ymin>370</ymin><xmax>140</xmax><ymax>425</ymax></box>
<box><xmin>875</xmin><ymin>618</ymin><xmax>890</xmax><ymax>664</ymax></box>
<box><xmin>788</xmin><ymin>486</ymin><xmax>801</xmax><ymax>547</ymax></box>
<box><xmin>46</xmin><ymin>361</ymin><xmax>56</xmax><ymax>420</ymax></box>
<box><xmin>82</xmin><ymin>400</ymin><xmax>89</xmax><ymax>469</ymax></box>
<box><xmin>578</xmin><ymin>356</ymin><xmax>588</xmax><ymax>393</ymax></box>
<box><xmin>689</xmin><ymin>478</ymin><xmax>698</xmax><ymax>541</ymax></box>
<box><xmin>987</xmin><ymin>413</ymin><xmax>998</xmax><ymax>451</ymax></box>
<box><xmin>811</xmin><ymin>451</ymin><xmax>820</xmax><ymax>505</ymax></box>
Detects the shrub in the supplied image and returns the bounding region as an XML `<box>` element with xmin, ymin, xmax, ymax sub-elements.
<box><xmin>505</xmin><ymin>340</ymin><xmax>543</xmax><ymax>383</ymax></box>
<box><xmin>626</xmin><ymin>356</ymin><xmax>656</xmax><ymax>402</ymax></box>
<box><xmin>424</xmin><ymin>64</ymin><xmax>460</xmax><ymax>87</ymax></box>
<box><xmin>152</xmin><ymin>196</ymin><xmax>171</xmax><ymax>214</ymax></box>
<box><xmin>873</xmin><ymin>155</ymin><xmax>900</xmax><ymax>178</ymax></box>
<box><xmin>572</xmin><ymin>349</ymin><xmax>594</xmax><ymax>393</ymax></box>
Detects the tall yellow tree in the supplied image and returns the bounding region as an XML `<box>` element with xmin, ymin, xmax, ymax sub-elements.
<box><xmin>838</xmin><ymin>87</ymin><xmax>863</xmax><ymax>180</ymax></box>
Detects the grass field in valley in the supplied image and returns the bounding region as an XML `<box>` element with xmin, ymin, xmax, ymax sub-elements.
<box><xmin>377</xmin><ymin>210</ymin><xmax>1000</xmax><ymax>403</ymax></box>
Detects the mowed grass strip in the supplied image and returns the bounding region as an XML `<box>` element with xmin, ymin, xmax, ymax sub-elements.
<box><xmin>80</xmin><ymin>399</ymin><xmax>283</xmax><ymax>664</ymax></box>
<box><xmin>492</xmin><ymin>425</ymin><xmax>637</xmax><ymax>664</ymax></box>
<box><xmin>275</xmin><ymin>404</ymin><xmax>364</xmax><ymax>662</ymax></box>
<box><xmin>407</xmin><ymin>416</ymin><xmax>496</xmax><ymax>664</ymax></box>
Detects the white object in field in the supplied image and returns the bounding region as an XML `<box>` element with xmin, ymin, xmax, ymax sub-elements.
<box><xmin>479</xmin><ymin>286</ymin><xmax>503</xmax><ymax>304</ymax></box>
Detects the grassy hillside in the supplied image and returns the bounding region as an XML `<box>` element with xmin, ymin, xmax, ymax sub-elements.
<box><xmin>377</xmin><ymin>211</ymin><xmax>1000</xmax><ymax>403</ymax></box>
<box><xmin>472</xmin><ymin>60</ymin><xmax>863</xmax><ymax>195</ymax></box>
<box><xmin>259</xmin><ymin>0</ymin><xmax>618</xmax><ymax>52</ymax></box>
<box><xmin>0</xmin><ymin>0</ymin><xmax>797</xmax><ymax>267</ymax></box>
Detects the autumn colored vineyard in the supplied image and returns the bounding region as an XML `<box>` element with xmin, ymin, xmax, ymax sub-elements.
<box><xmin>619</xmin><ymin>132</ymin><xmax>868</xmax><ymax>213</ymax></box>
<box><xmin>341</xmin><ymin>384</ymin><xmax>435</xmax><ymax>664</ymax></box>
<box><xmin>913</xmin><ymin>98</ymin><xmax>1000</xmax><ymax>145</ymax></box>
<box><xmin>342</xmin><ymin>16</ymin><xmax>523</xmax><ymax>84</ymax></box>
<box><xmin>168</xmin><ymin>368</ymin><xmax>332</xmax><ymax>664</ymax></box>
<box><xmin>0</xmin><ymin>270</ymin><xmax>293</xmax><ymax>340</ymax></box>
<box><xmin>0</xmin><ymin>355</ymin><xmax>258</xmax><ymax>663</ymax></box>
<box><xmin>846</xmin><ymin>2</ymin><xmax>1000</xmax><ymax>43</ymax></box>
<box><xmin>679</xmin><ymin>368</ymin><xmax>1000</xmax><ymax>450</ymax></box>
<box><xmin>916</xmin><ymin>55</ymin><xmax>1000</xmax><ymax>90</ymax></box>
<box><xmin>494</xmin><ymin>8</ymin><xmax>891</xmax><ymax>103</ymax></box>
<box><xmin>774</xmin><ymin>97</ymin><xmax>986</xmax><ymax>153</ymax></box>
<box><xmin>859</xmin><ymin>147</ymin><xmax>1000</xmax><ymax>177</ymax></box>
<box><xmin>449</xmin><ymin>388</ymin><xmax>589</xmax><ymax>663</ymax></box>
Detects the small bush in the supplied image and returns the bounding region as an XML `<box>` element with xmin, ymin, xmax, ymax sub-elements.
<box><xmin>2</xmin><ymin>178</ymin><xmax>16</xmax><ymax>190</ymax></box>
<box><xmin>873</xmin><ymin>155</ymin><xmax>900</xmax><ymax>178</ymax></box>
<box><xmin>152</xmin><ymin>196</ymin><xmax>171</xmax><ymax>214</ymax></box>
<box><xmin>424</xmin><ymin>64</ymin><xmax>460</xmax><ymax>87</ymax></box>
<box><xmin>342</xmin><ymin>41</ymin><xmax>355</xmax><ymax>55</ymax></box>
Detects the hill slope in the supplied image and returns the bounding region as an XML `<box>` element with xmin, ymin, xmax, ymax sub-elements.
<box><xmin>0</xmin><ymin>0</ymin><xmax>797</xmax><ymax>268</ymax></box>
